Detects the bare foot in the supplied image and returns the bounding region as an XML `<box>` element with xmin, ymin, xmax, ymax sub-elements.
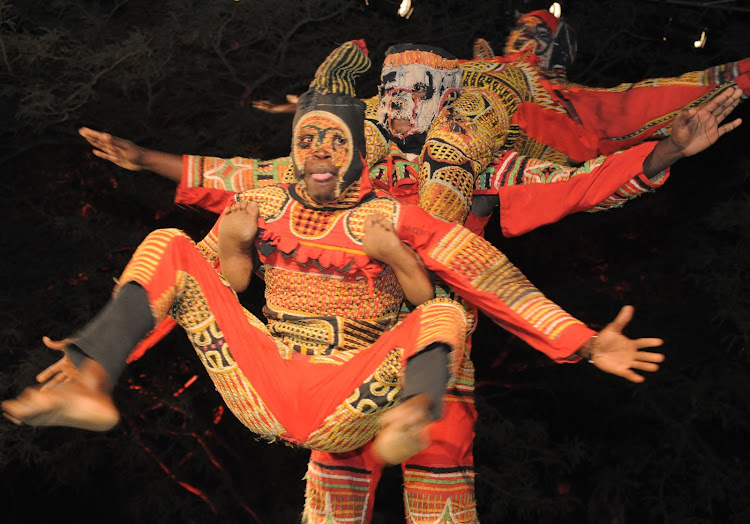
<box><xmin>2</xmin><ymin>359</ymin><xmax>119</xmax><ymax>431</ymax></box>
<box><xmin>363</xmin><ymin>213</ymin><xmax>406</xmax><ymax>264</ymax></box>
<box><xmin>219</xmin><ymin>200</ymin><xmax>260</xmax><ymax>246</ymax></box>
<box><xmin>371</xmin><ymin>394</ymin><xmax>432</xmax><ymax>465</ymax></box>
<box><xmin>363</xmin><ymin>213</ymin><xmax>434</xmax><ymax>306</ymax></box>
<box><xmin>36</xmin><ymin>336</ymin><xmax>79</xmax><ymax>390</ymax></box>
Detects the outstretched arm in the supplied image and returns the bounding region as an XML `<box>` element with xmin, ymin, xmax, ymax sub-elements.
<box><xmin>477</xmin><ymin>87</ymin><xmax>744</xmax><ymax>238</ymax></box>
<box><xmin>643</xmin><ymin>87</ymin><xmax>743</xmax><ymax>176</ymax></box>
<box><xmin>79</xmin><ymin>127</ymin><xmax>183</xmax><ymax>182</ymax></box>
<box><xmin>532</xmin><ymin>57</ymin><xmax>749</xmax><ymax>160</ymax></box>
<box><xmin>396</xmin><ymin>205</ymin><xmax>665</xmax><ymax>381</ymax></box>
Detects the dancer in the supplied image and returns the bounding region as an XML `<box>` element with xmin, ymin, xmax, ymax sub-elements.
<box><xmin>3</xmin><ymin>42</ymin><xmax>681</xmax><ymax>524</ymax></box>
<box><xmin>75</xmin><ymin>40</ymin><xmax>742</xmax><ymax>523</ymax></box>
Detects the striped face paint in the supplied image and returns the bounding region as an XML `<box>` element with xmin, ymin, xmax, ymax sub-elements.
<box><xmin>292</xmin><ymin>111</ymin><xmax>353</xmax><ymax>181</ymax></box>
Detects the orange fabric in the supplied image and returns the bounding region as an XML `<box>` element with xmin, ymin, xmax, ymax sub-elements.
<box><xmin>497</xmin><ymin>141</ymin><xmax>659</xmax><ymax>237</ymax></box>
<box><xmin>539</xmin><ymin>83</ymin><xmax>727</xmax><ymax>159</ymax></box>
<box><xmin>513</xmin><ymin>100</ymin><xmax>600</xmax><ymax>163</ymax></box>
<box><xmin>175</xmin><ymin>178</ymin><xmax>235</xmax><ymax>214</ymax></box>
<box><xmin>118</xmin><ymin>229</ymin><xmax>459</xmax><ymax>445</ymax></box>
<box><xmin>396</xmin><ymin>205</ymin><xmax>596</xmax><ymax>361</ymax></box>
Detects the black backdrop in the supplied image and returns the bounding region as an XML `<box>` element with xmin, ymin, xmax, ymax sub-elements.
<box><xmin>1</xmin><ymin>1</ymin><xmax>749</xmax><ymax>522</ymax></box>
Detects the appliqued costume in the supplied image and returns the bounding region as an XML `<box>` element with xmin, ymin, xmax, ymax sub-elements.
<box><xmin>178</xmin><ymin>51</ymin><xmax>747</xmax><ymax>231</ymax></box>
<box><xmin>123</xmin><ymin>174</ymin><xmax>594</xmax><ymax>519</ymax></box>
<box><xmin>146</xmin><ymin>40</ymin><xmax>697</xmax><ymax>523</ymax></box>
<box><xmin>176</xmin><ymin>140</ymin><xmax>668</xmax><ymax>239</ymax></box>
<box><xmin>170</xmin><ymin>42</ymin><xmax>674</xmax><ymax>521</ymax></box>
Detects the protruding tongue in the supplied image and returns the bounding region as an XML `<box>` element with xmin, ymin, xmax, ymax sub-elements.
<box><xmin>311</xmin><ymin>172</ymin><xmax>335</xmax><ymax>182</ymax></box>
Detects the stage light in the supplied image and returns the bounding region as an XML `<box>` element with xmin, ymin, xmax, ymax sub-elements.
<box><xmin>663</xmin><ymin>17</ymin><xmax>710</xmax><ymax>49</ymax></box>
<box><xmin>549</xmin><ymin>2</ymin><xmax>562</xmax><ymax>18</ymax></box>
<box><xmin>398</xmin><ymin>0</ymin><xmax>414</xmax><ymax>18</ymax></box>
<box><xmin>694</xmin><ymin>29</ymin><xmax>707</xmax><ymax>48</ymax></box>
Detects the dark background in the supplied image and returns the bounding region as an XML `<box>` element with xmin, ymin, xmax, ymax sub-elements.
<box><xmin>1</xmin><ymin>1</ymin><xmax>749</xmax><ymax>522</ymax></box>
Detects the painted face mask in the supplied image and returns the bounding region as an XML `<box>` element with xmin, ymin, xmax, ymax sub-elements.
<box><xmin>504</xmin><ymin>10</ymin><xmax>559</xmax><ymax>58</ymax></box>
<box><xmin>293</xmin><ymin>112</ymin><xmax>353</xmax><ymax>191</ymax></box>
<box><xmin>543</xmin><ymin>21</ymin><xmax>577</xmax><ymax>76</ymax></box>
<box><xmin>377</xmin><ymin>44</ymin><xmax>462</xmax><ymax>140</ymax></box>
<box><xmin>292</xmin><ymin>90</ymin><xmax>367</xmax><ymax>203</ymax></box>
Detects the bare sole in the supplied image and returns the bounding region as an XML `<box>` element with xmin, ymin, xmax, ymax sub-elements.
<box><xmin>372</xmin><ymin>395</ymin><xmax>432</xmax><ymax>465</ymax></box>
<box><xmin>2</xmin><ymin>380</ymin><xmax>119</xmax><ymax>432</ymax></box>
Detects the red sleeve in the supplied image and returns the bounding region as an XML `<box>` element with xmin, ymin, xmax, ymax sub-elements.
<box><xmin>175</xmin><ymin>155</ymin><xmax>236</xmax><ymax>213</ymax></box>
<box><xmin>175</xmin><ymin>183</ymin><xmax>236</xmax><ymax>214</ymax></box>
<box><xmin>515</xmin><ymin>64</ymin><xmax>745</xmax><ymax>162</ymax></box>
<box><xmin>558</xmin><ymin>84</ymin><xmax>723</xmax><ymax>155</ymax></box>
<box><xmin>397</xmin><ymin>205</ymin><xmax>594</xmax><ymax>362</ymax></box>
<box><xmin>498</xmin><ymin>142</ymin><xmax>660</xmax><ymax>237</ymax></box>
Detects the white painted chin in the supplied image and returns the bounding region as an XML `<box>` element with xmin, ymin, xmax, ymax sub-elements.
<box><xmin>310</xmin><ymin>172</ymin><xmax>335</xmax><ymax>182</ymax></box>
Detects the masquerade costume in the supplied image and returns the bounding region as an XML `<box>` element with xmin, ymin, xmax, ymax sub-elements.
<box><xmin>117</xmin><ymin>173</ymin><xmax>593</xmax><ymax>521</ymax></box>
<box><xmin>406</xmin><ymin>51</ymin><xmax>748</xmax><ymax>224</ymax></box>
<box><xmin>179</xmin><ymin>50</ymin><xmax>748</xmax><ymax>230</ymax></box>
<box><xmin>502</xmin><ymin>10</ymin><xmax>577</xmax><ymax>79</ymax></box>
<box><xmin>74</xmin><ymin>41</ymin><xmax>606</xmax><ymax>524</ymax></box>
<box><xmin>170</xmin><ymin>42</ymin><xmax>676</xmax><ymax>523</ymax></box>
<box><xmin>174</xmin><ymin>138</ymin><xmax>668</xmax><ymax>524</ymax></box>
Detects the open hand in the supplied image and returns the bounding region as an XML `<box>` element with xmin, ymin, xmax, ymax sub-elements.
<box><xmin>584</xmin><ymin>306</ymin><xmax>665</xmax><ymax>383</ymax></box>
<box><xmin>79</xmin><ymin>127</ymin><xmax>146</xmax><ymax>171</ymax></box>
<box><xmin>668</xmin><ymin>87</ymin><xmax>743</xmax><ymax>158</ymax></box>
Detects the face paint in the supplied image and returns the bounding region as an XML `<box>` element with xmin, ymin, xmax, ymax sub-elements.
<box><xmin>377</xmin><ymin>54</ymin><xmax>462</xmax><ymax>139</ymax></box>
<box><xmin>504</xmin><ymin>14</ymin><xmax>554</xmax><ymax>57</ymax></box>
<box><xmin>292</xmin><ymin>111</ymin><xmax>356</xmax><ymax>202</ymax></box>
<box><xmin>293</xmin><ymin>113</ymin><xmax>352</xmax><ymax>173</ymax></box>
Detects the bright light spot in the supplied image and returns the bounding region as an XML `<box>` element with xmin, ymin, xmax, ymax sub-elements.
<box><xmin>694</xmin><ymin>30</ymin><xmax>707</xmax><ymax>48</ymax></box>
<box><xmin>398</xmin><ymin>0</ymin><xmax>413</xmax><ymax>18</ymax></box>
<box><xmin>549</xmin><ymin>2</ymin><xmax>561</xmax><ymax>18</ymax></box>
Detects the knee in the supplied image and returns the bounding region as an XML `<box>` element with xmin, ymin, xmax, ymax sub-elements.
<box><xmin>417</xmin><ymin>299</ymin><xmax>471</xmax><ymax>336</ymax></box>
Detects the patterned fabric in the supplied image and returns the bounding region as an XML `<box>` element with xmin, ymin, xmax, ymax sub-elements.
<box><xmin>369</xmin><ymin>142</ymin><xmax>420</xmax><ymax>204</ymax></box>
<box><xmin>190</xmin><ymin>183</ymin><xmax>593</xmax><ymax>360</ymax></box>
<box><xmin>415</xmin><ymin>219</ymin><xmax>587</xmax><ymax>348</ymax></box>
<box><xmin>472</xmin><ymin>38</ymin><xmax>495</xmax><ymax>61</ymax></box>
<box><xmin>304</xmin><ymin>371</ymin><xmax>479</xmax><ymax>523</ymax></box>
<box><xmin>413</xmin><ymin>53</ymin><xmax>749</xmax><ymax>223</ymax></box>
<box><xmin>180</xmin><ymin>55</ymin><xmax>748</xmax><ymax>229</ymax></box>
<box><xmin>516</xmin><ymin>57</ymin><xmax>749</xmax><ymax>161</ymax></box>
<box><xmin>177</xmin><ymin>139</ymin><xmax>666</xmax><ymax>243</ymax></box>
<box><xmin>157</xmin><ymin>44</ymin><xmax>746</xmax><ymax>522</ymax></box>
<box><xmin>403</xmin><ymin>465</ymin><xmax>477</xmax><ymax>523</ymax></box>
<box><xmin>309</xmin><ymin>40</ymin><xmax>370</xmax><ymax>98</ymax></box>
<box><xmin>481</xmin><ymin>142</ymin><xmax>667</xmax><ymax>238</ymax></box>
<box><xmin>118</xmin><ymin>227</ymin><xmax>472</xmax><ymax>451</ymax></box>
<box><xmin>303</xmin><ymin>455</ymin><xmax>379</xmax><ymax>523</ymax></box>
<box><xmin>183</xmin><ymin>155</ymin><xmax>296</xmax><ymax>190</ymax></box>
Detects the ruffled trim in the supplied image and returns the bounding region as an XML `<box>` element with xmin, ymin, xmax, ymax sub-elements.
<box><xmin>256</xmin><ymin>218</ymin><xmax>385</xmax><ymax>293</ymax></box>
